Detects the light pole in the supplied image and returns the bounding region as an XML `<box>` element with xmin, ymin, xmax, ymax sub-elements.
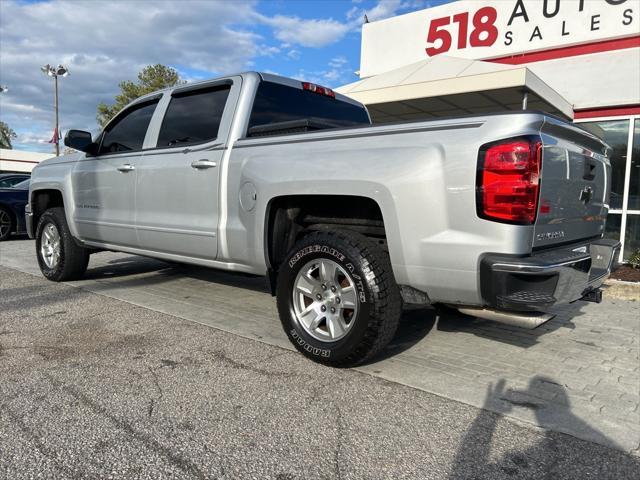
<box><xmin>41</xmin><ymin>64</ymin><xmax>69</xmax><ymax>156</ymax></box>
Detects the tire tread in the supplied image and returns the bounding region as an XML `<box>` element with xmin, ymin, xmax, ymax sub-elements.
<box><xmin>36</xmin><ymin>207</ymin><xmax>89</xmax><ymax>281</ymax></box>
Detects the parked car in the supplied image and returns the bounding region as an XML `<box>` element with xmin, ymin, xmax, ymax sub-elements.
<box><xmin>0</xmin><ymin>178</ymin><xmax>30</xmax><ymax>241</ymax></box>
<box><xmin>27</xmin><ymin>72</ymin><xmax>620</xmax><ymax>366</ymax></box>
<box><xmin>0</xmin><ymin>173</ymin><xmax>30</xmax><ymax>189</ymax></box>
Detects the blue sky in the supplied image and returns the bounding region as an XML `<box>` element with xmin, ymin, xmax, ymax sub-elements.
<box><xmin>0</xmin><ymin>0</ymin><xmax>452</xmax><ymax>152</ymax></box>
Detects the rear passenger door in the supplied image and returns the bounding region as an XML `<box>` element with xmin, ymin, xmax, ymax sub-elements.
<box><xmin>134</xmin><ymin>78</ymin><xmax>240</xmax><ymax>260</ymax></box>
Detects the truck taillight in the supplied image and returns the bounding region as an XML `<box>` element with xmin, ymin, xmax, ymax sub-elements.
<box><xmin>477</xmin><ymin>137</ymin><xmax>542</xmax><ymax>225</ymax></box>
<box><xmin>302</xmin><ymin>81</ymin><xmax>336</xmax><ymax>98</ymax></box>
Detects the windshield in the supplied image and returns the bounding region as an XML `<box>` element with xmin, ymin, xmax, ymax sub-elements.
<box><xmin>12</xmin><ymin>179</ymin><xmax>30</xmax><ymax>189</ymax></box>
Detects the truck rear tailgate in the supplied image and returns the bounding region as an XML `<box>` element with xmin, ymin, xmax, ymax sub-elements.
<box><xmin>534</xmin><ymin>116</ymin><xmax>612</xmax><ymax>248</ymax></box>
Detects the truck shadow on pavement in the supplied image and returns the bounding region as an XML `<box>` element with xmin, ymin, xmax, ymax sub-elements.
<box><xmin>81</xmin><ymin>255</ymin><xmax>271</xmax><ymax>294</ymax></box>
<box><xmin>79</xmin><ymin>254</ymin><xmax>592</xmax><ymax>357</ymax></box>
<box><xmin>447</xmin><ymin>377</ymin><xmax>633</xmax><ymax>479</ymax></box>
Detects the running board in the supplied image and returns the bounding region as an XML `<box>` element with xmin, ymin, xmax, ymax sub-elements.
<box><xmin>457</xmin><ymin>307</ymin><xmax>554</xmax><ymax>329</ymax></box>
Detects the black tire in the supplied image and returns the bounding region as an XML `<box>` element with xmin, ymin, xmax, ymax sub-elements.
<box><xmin>0</xmin><ymin>206</ymin><xmax>15</xmax><ymax>241</ymax></box>
<box><xmin>35</xmin><ymin>207</ymin><xmax>89</xmax><ymax>281</ymax></box>
<box><xmin>277</xmin><ymin>229</ymin><xmax>402</xmax><ymax>367</ymax></box>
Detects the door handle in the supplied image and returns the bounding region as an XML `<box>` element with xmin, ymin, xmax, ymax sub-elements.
<box><xmin>191</xmin><ymin>159</ymin><xmax>217</xmax><ymax>169</ymax></box>
<box><xmin>117</xmin><ymin>164</ymin><xmax>135</xmax><ymax>172</ymax></box>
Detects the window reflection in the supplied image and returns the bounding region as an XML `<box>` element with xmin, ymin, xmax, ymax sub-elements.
<box><xmin>624</xmin><ymin>214</ymin><xmax>640</xmax><ymax>260</ymax></box>
<box><xmin>628</xmin><ymin>120</ymin><xmax>640</xmax><ymax>211</ymax></box>
<box><xmin>604</xmin><ymin>213</ymin><xmax>621</xmax><ymax>242</ymax></box>
<box><xmin>580</xmin><ymin>120</ymin><xmax>629</xmax><ymax>210</ymax></box>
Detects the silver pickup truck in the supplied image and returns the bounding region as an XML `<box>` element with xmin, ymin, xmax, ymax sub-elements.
<box><xmin>27</xmin><ymin>72</ymin><xmax>620</xmax><ymax>366</ymax></box>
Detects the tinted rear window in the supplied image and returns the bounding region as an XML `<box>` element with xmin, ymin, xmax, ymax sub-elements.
<box><xmin>248</xmin><ymin>81</ymin><xmax>370</xmax><ymax>133</ymax></box>
<box><xmin>157</xmin><ymin>85</ymin><xmax>231</xmax><ymax>147</ymax></box>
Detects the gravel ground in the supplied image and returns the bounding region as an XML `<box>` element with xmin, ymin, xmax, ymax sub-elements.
<box><xmin>1</xmin><ymin>266</ymin><xmax>638</xmax><ymax>480</ymax></box>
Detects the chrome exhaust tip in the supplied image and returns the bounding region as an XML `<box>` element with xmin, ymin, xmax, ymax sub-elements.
<box><xmin>457</xmin><ymin>307</ymin><xmax>554</xmax><ymax>329</ymax></box>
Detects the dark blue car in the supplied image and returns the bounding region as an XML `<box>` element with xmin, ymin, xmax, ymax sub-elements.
<box><xmin>0</xmin><ymin>178</ymin><xmax>30</xmax><ymax>241</ymax></box>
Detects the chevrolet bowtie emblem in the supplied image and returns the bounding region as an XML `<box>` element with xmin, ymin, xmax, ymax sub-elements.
<box><xmin>579</xmin><ymin>186</ymin><xmax>593</xmax><ymax>204</ymax></box>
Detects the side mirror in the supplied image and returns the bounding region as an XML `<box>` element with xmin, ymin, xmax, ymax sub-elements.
<box><xmin>64</xmin><ymin>130</ymin><xmax>96</xmax><ymax>154</ymax></box>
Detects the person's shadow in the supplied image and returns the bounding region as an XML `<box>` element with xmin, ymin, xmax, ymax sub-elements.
<box><xmin>447</xmin><ymin>376</ymin><xmax>628</xmax><ymax>479</ymax></box>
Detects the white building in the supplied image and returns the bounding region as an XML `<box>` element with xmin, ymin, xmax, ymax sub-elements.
<box><xmin>338</xmin><ymin>0</ymin><xmax>640</xmax><ymax>262</ymax></box>
<box><xmin>0</xmin><ymin>148</ymin><xmax>52</xmax><ymax>174</ymax></box>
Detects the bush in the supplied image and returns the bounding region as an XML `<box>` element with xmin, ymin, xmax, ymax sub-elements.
<box><xmin>629</xmin><ymin>249</ymin><xmax>640</xmax><ymax>269</ymax></box>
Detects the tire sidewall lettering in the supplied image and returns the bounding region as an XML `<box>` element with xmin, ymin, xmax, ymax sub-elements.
<box><xmin>288</xmin><ymin>244</ymin><xmax>345</xmax><ymax>268</ymax></box>
<box><xmin>290</xmin><ymin>329</ymin><xmax>331</xmax><ymax>358</ymax></box>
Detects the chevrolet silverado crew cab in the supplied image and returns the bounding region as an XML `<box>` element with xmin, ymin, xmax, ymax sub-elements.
<box><xmin>27</xmin><ymin>72</ymin><xmax>620</xmax><ymax>367</ymax></box>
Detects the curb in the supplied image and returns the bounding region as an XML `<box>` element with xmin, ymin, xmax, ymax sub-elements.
<box><xmin>603</xmin><ymin>279</ymin><xmax>640</xmax><ymax>302</ymax></box>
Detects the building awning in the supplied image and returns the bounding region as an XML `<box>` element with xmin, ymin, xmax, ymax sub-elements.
<box><xmin>0</xmin><ymin>148</ymin><xmax>52</xmax><ymax>173</ymax></box>
<box><xmin>336</xmin><ymin>55</ymin><xmax>574</xmax><ymax>123</ymax></box>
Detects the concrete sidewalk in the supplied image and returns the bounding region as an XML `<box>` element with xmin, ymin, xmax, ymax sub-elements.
<box><xmin>1</xmin><ymin>238</ymin><xmax>638</xmax><ymax>454</ymax></box>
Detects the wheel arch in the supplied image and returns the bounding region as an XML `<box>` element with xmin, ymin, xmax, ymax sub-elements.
<box><xmin>31</xmin><ymin>188</ymin><xmax>65</xmax><ymax>231</ymax></box>
<box><xmin>263</xmin><ymin>194</ymin><xmax>388</xmax><ymax>292</ymax></box>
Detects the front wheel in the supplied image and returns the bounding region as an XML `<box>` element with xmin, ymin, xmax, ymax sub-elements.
<box><xmin>277</xmin><ymin>229</ymin><xmax>401</xmax><ymax>367</ymax></box>
<box><xmin>35</xmin><ymin>207</ymin><xmax>89</xmax><ymax>281</ymax></box>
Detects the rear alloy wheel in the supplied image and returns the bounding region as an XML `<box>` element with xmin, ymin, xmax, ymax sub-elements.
<box><xmin>0</xmin><ymin>206</ymin><xmax>14</xmax><ymax>241</ymax></box>
<box><xmin>36</xmin><ymin>207</ymin><xmax>89</xmax><ymax>281</ymax></box>
<box><xmin>277</xmin><ymin>229</ymin><xmax>402</xmax><ymax>367</ymax></box>
<box><xmin>292</xmin><ymin>258</ymin><xmax>359</xmax><ymax>342</ymax></box>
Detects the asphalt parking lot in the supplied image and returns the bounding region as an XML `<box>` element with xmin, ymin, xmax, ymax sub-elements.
<box><xmin>1</xmin><ymin>238</ymin><xmax>639</xmax><ymax>479</ymax></box>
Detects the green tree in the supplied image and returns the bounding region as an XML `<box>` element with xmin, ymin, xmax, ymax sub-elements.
<box><xmin>0</xmin><ymin>121</ymin><xmax>17</xmax><ymax>149</ymax></box>
<box><xmin>96</xmin><ymin>64</ymin><xmax>184</xmax><ymax>128</ymax></box>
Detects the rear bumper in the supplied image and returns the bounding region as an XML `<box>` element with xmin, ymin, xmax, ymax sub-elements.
<box><xmin>480</xmin><ymin>238</ymin><xmax>620</xmax><ymax>311</ymax></box>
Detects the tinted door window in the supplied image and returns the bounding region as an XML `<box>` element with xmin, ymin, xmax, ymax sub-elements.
<box><xmin>99</xmin><ymin>99</ymin><xmax>159</xmax><ymax>154</ymax></box>
<box><xmin>248</xmin><ymin>81</ymin><xmax>370</xmax><ymax>133</ymax></box>
<box><xmin>156</xmin><ymin>85</ymin><xmax>231</xmax><ymax>147</ymax></box>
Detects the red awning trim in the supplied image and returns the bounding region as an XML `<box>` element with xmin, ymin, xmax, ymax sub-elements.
<box><xmin>574</xmin><ymin>105</ymin><xmax>640</xmax><ymax>119</ymax></box>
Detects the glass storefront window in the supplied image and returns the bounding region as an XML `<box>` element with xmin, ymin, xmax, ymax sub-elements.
<box><xmin>623</xmin><ymin>214</ymin><xmax>640</xmax><ymax>261</ymax></box>
<box><xmin>628</xmin><ymin>120</ymin><xmax>640</xmax><ymax>211</ymax></box>
<box><xmin>604</xmin><ymin>213</ymin><xmax>621</xmax><ymax>242</ymax></box>
<box><xmin>580</xmin><ymin>120</ymin><xmax>629</xmax><ymax>210</ymax></box>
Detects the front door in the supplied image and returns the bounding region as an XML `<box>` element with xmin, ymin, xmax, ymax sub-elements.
<box><xmin>134</xmin><ymin>82</ymin><xmax>235</xmax><ymax>260</ymax></box>
<box><xmin>72</xmin><ymin>98</ymin><xmax>159</xmax><ymax>248</ymax></box>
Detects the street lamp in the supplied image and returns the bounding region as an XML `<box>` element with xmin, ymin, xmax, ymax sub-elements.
<box><xmin>41</xmin><ymin>64</ymin><xmax>69</xmax><ymax>156</ymax></box>
<box><xmin>0</xmin><ymin>86</ymin><xmax>7</xmax><ymax>93</ymax></box>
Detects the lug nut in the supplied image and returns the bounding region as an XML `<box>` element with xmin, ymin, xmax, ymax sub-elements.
<box><xmin>316</xmin><ymin>294</ymin><xmax>322</xmax><ymax>300</ymax></box>
<box><xmin>321</xmin><ymin>305</ymin><xmax>327</xmax><ymax>312</ymax></box>
<box><xmin>335</xmin><ymin>297</ymin><xmax>341</xmax><ymax>304</ymax></box>
<box><xmin>330</xmin><ymin>286</ymin><xmax>336</xmax><ymax>292</ymax></box>
<box><xmin>321</xmin><ymin>283</ymin><xmax>327</xmax><ymax>290</ymax></box>
<box><xmin>330</xmin><ymin>307</ymin><xmax>336</xmax><ymax>314</ymax></box>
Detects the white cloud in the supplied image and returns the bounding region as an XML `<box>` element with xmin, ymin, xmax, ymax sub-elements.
<box><xmin>260</xmin><ymin>45</ymin><xmax>282</xmax><ymax>57</ymax></box>
<box><xmin>294</xmin><ymin>56</ymin><xmax>357</xmax><ymax>88</ymax></box>
<box><xmin>364</xmin><ymin>0</ymin><xmax>404</xmax><ymax>22</ymax></box>
<box><xmin>257</xmin><ymin>14</ymin><xmax>351</xmax><ymax>48</ymax></box>
<box><xmin>0</xmin><ymin>0</ymin><xmax>263</xmax><ymax>150</ymax></box>
<box><xmin>349</xmin><ymin>0</ymin><xmax>430</xmax><ymax>24</ymax></box>
<box><xmin>329</xmin><ymin>56</ymin><xmax>349</xmax><ymax>68</ymax></box>
<box><xmin>0</xmin><ymin>0</ymin><xmax>422</xmax><ymax>151</ymax></box>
